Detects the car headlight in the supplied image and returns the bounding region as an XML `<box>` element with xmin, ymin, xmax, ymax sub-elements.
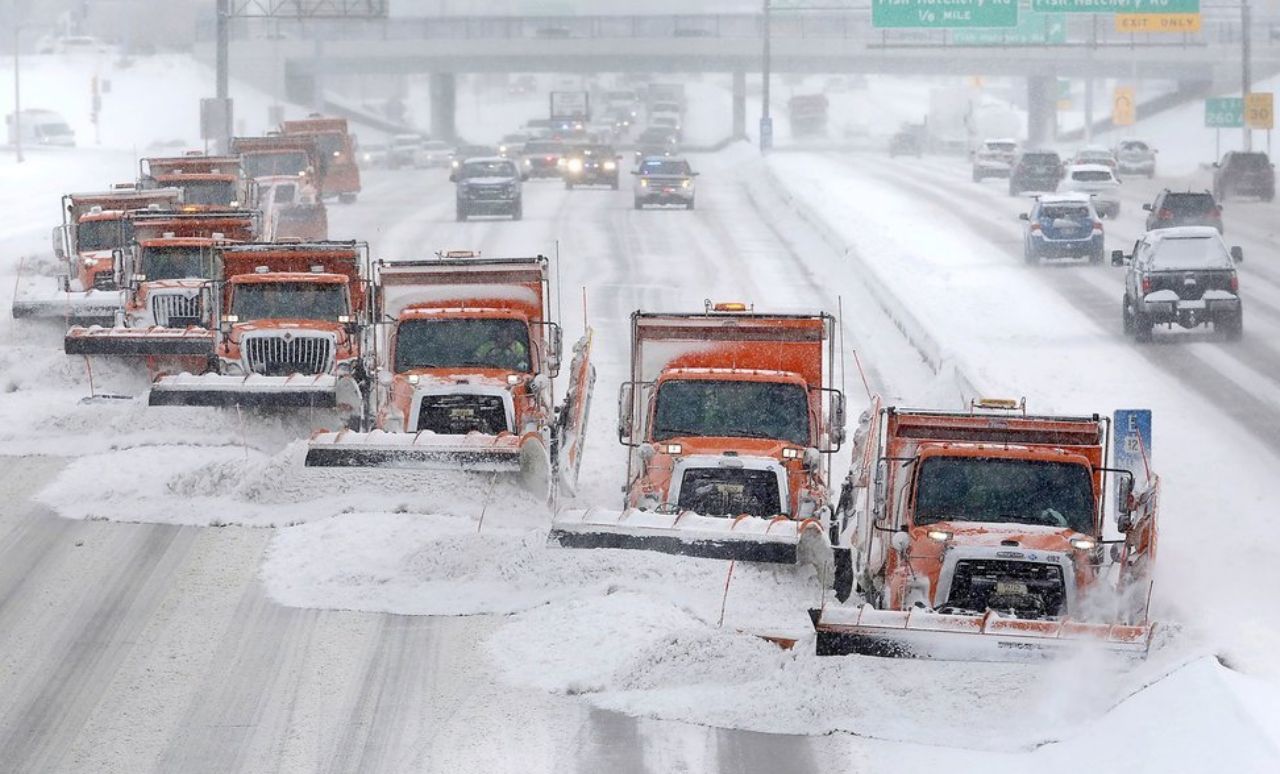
<box><xmin>640</xmin><ymin>179</ymin><xmax>648</xmax><ymax>187</ymax></box>
<box><xmin>567</xmin><ymin>158</ymin><xmax>583</xmax><ymax>173</ymax></box>
<box><xmin>682</xmin><ymin>179</ymin><xmax>691</xmax><ymax>188</ymax></box>
<box><xmin>603</xmin><ymin>161</ymin><xmax>616</xmax><ymax>171</ymax></box>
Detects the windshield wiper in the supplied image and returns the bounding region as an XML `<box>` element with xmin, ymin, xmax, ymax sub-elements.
<box><xmin>654</xmin><ymin>427</ymin><xmax>706</xmax><ymax>438</ymax></box>
<box><xmin>724</xmin><ymin>427</ymin><xmax>779</xmax><ymax>439</ymax></box>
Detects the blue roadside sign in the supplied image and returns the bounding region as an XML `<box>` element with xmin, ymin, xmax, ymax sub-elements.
<box><xmin>1113</xmin><ymin>409</ymin><xmax>1153</xmax><ymax>509</ymax></box>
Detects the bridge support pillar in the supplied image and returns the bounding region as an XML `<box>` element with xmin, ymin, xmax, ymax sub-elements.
<box><xmin>430</xmin><ymin>72</ymin><xmax>457</xmax><ymax>142</ymax></box>
<box><xmin>1026</xmin><ymin>75</ymin><xmax>1057</xmax><ymax>147</ymax></box>
<box><xmin>732</xmin><ymin>70</ymin><xmax>746</xmax><ymax>140</ymax></box>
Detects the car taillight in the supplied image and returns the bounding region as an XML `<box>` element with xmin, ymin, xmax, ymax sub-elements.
<box><xmin>546</xmin><ymin>156</ymin><xmax>554</xmax><ymax>161</ymax></box>
<box><xmin>1029</xmin><ymin>222</ymin><xmax>1041</xmax><ymax>231</ymax></box>
<box><xmin>1092</xmin><ymin>221</ymin><xmax>1104</xmax><ymax>232</ymax></box>
<box><xmin>1141</xmin><ymin>275</ymin><xmax>1152</xmax><ymax>294</ymax></box>
<box><xmin>1157</xmin><ymin>208</ymin><xmax>1173</xmax><ymax>220</ymax></box>
<box><xmin>1230</xmin><ymin>273</ymin><xmax>1239</xmax><ymax>293</ymax></box>
<box><xmin>1213</xmin><ymin>206</ymin><xmax>1223</xmax><ymax>218</ymax></box>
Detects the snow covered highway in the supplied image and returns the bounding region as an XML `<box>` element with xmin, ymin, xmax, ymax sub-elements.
<box><xmin>2</xmin><ymin>137</ymin><xmax>1279</xmax><ymax>773</ymax></box>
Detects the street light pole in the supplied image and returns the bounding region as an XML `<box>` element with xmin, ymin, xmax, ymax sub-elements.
<box><xmin>760</xmin><ymin>0</ymin><xmax>772</xmax><ymax>152</ymax></box>
<box><xmin>12</xmin><ymin>23</ymin><xmax>22</xmax><ymax>163</ymax></box>
<box><xmin>215</xmin><ymin>0</ymin><xmax>232</xmax><ymax>153</ymax></box>
<box><xmin>1242</xmin><ymin>0</ymin><xmax>1252</xmax><ymax>151</ymax></box>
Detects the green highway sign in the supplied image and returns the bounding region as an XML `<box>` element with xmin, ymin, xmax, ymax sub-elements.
<box><xmin>1205</xmin><ymin>97</ymin><xmax>1244</xmax><ymax>129</ymax></box>
<box><xmin>872</xmin><ymin>0</ymin><xmax>1018</xmax><ymax>29</ymax></box>
<box><xmin>1031</xmin><ymin>0</ymin><xmax>1198</xmax><ymax>12</ymax></box>
<box><xmin>952</xmin><ymin>12</ymin><xmax>1066</xmax><ymax>43</ymax></box>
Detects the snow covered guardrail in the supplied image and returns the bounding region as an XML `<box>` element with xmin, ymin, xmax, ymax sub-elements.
<box><xmin>757</xmin><ymin>157</ymin><xmax>981</xmax><ymax>403</ymax></box>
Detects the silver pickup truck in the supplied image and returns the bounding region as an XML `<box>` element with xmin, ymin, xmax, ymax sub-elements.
<box><xmin>632</xmin><ymin>156</ymin><xmax>697</xmax><ymax>210</ymax></box>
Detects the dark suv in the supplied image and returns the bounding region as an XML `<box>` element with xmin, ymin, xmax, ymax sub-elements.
<box><xmin>562</xmin><ymin>144</ymin><xmax>622</xmax><ymax>190</ymax></box>
<box><xmin>451</xmin><ymin>157</ymin><xmax>525</xmax><ymax>221</ymax></box>
<box><xmin>1143</xmin><ymin>190</ymin><xmax>1223</xmax><ymax>233</ymax></box>
<box><xmin>1008</xmin><ymin>151</ymin><xmax>1062</xmax><ymax>196</ymax></box>
<box><xmin>1113</xmin><ymin>227</ymin><xmax>1244</xmax><ymax>342</ymax></box>
<box><xmin>1213</xmin><ymin>151</ymin><xmax>1274</xmax><ymax>201</ymax></box>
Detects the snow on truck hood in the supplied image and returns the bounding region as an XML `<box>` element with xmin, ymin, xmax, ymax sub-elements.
<box><xmin>916</xmin><ymin>521</ymin><xmax>1087</xmax><ymax>550</ymax></box>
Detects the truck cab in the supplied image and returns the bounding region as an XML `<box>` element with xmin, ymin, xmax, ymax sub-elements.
<box><xmin>56</xmin><ymin>187</ymin><xmax>183</xmax><ymax>293</ymax></box>
<box><xmin>629</xmin><ymin>367</ymin><xmax>827</xmax><ymax>520</ymax></box>
<box><xmin>139</xmin><ymin>155</ymin><xmax>257</xmax><ymax>212</ymax></box>
<box><xmin>378</xmin><ymin>307</ymin><xmax>552</xmax><ymax>438</ymax></box>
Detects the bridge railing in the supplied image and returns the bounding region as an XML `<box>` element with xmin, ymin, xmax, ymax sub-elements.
<box><xmin>200</xmin><ymin>9</ymin><xmax>1280</xmax><ymax>50</ymax></box>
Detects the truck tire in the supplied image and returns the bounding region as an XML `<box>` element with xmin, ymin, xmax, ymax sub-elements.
<box><xmin>512</xmin><ymin>199</ymin><xmax>523</xmax><ymax>221</ymax></box>
<box><xmin>1090</xmin><ymin>246</ymin><xmax>1105</xmax><ymax>265</ymax></box>
<box><xmin>456</xmin><ymin>206</ymin><xmax>467</xmax><ymax>222</ymax></box>
<box><xmin>1221</xmin><ymin>308</ymin><xmax>1244</xmax><ymax>341</ymax></box>
<box><xmin>634</xmin><ymin>198</ymin><xmax>643</xmax><ymax>210</ymax></box>
<box><xmin>339</xmin><ymin>193</ymin><xmax>358</xmax><ymax>204</ymax></box>
<box><xmin>611</xmin><ymin>178</ymin><xmax>619</xmax><ymax>191</ymax></box>
<box><xmin>1122</xmin><ymin>296</ymin><xmax>1135</xmax><ymax>335</ymax></box>
<box><xmin>972</xmin><ymin>169</ymin><xmax>983</xmax><ymax>183</ymax></box>
<box><xmin>565</xmin><ymin>180</ymin><xmax>574</xmax><ymax>190</ymax></box>
<box><xmin>1133</xmin><ymin>309</ymin><xmax>1154</xmax><ymax>342</ymax></box>
<box><xmin>686</xmin><ymin>198</ymin><xmax>695</xmax><ymax>211</ymax></box>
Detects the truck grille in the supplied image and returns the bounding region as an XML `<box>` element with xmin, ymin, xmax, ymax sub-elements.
<box><xmin>92</xmin><ymin>273</ymin><xmax>117</xmax><ymax>291</ymax></box>
<box><xmin>941</xmin><ymin>559</ymin><xmax>1066</xmax><ymax>619</ymax></box>
<box><xmin>417</xmin><ymin>394</ymin><xmax>508</xmax><ymax>435</ymax></box>
<box><xmin>150</xmin><ymin>292</ymin><xmax>203</xmax><ymax>327</ymax></box>
<box><xmin>244</xmin><ymin>334</ymin><xmax>333</xmax><ymax>376</ymax></box>
<box><xmin>676</xmin><ymin>468</ymin><xmax>781</xmax><ymax>517</ymax></box>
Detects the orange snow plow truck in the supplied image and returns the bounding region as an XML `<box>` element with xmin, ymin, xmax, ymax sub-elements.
<box><xmin>12</xmin><ymin>186</ymin><xmax>182</xmax><ymax>324</ymax></box>
<box><xmin>304</xmin><ymin>253</ymin><xmax>595</xmax><ymax>495</ymax></box>
<box><xmin>279</xmin><ymin>117</ymin><xmax>361</xmax><ymax>204</ymax></box>
<box><xmin>550</xmin><ymin>304</ymin><xmax>846</xmax><ymax>564</ymax></box>
<box><xmin>813</xmin><ymin>399</ymin><xmax>1160</xmax><ymax>661</ymax></box>
<box><xmin>230</xmin><ymin>135</ymin><xmax>328</xmax><ymax>241</ymax></box>
<box><xmin>147</xmin><ymin>241</ymin><xmax>370</xmax><ymax>414</ymax></box>
<box><xmin>63</xmin><ymin>209</ymin><xmax>260</xmax><ymax>357</ymax></box>
<box><xmin>139</xmin><ymin>154</ymin><xmax>257</xmax><ymax>211</ymax></box>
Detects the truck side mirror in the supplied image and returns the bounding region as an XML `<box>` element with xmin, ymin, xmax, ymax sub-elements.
<box><xmin>521</xmin><ymin>171</ymin><xmax>529</xmax><ymax>181</ymax></box>
<box><xmin>546</xmin><ymin>324</ymin><xmax>563</xmax><ymax>377</ymax></box>
<box><xmin>1018</xmin><ymin>212</ymin><xmax>1029</xmax><ymax>221</ymax></box>
<box><xmin>1111</xmin><ymin>250</ymin><xmax>1127</xmax><ymax>267</ymax></box>
<box><xmin>616</xmin><ymin>382</ymin><xmax>635</xmax><ymax>444</ymax></box>
<box><xmin>448</xmin><ymin>172</ymin><xmax>458</xmax><ymax>183</ymax></box>
<box><xmin>1142</xmin><ymin>203</ymin><xmax>1152</xmax><ymax>211</ymax></box>
<box><xmin>828</xmin><ymin>391</ymin><xmax>847</xmax><ymax>448</ymax></box>
<box><xmin>1231</xmin><ymin>246</ymin><xmax>1244</xmax><ymax>263</ymax></box>
<box><xmin>52</xmin><ymin>226</ymin><xmax>66</xmax><ymax>261</ymax></box>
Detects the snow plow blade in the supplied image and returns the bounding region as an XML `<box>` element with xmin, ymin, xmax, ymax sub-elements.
<box><xmin>148</xmin><ymin>373</ymin><xmax>353</xmax><ymax>409</ymax></box>
<box><xmin>548</xmin><ymin>508</ymin><xmax>825</xmax><ymax>565</ymax></box>
<box><xmin>304</xmin><ymin>429</ymin><xmax>526</xmax><ymax>472</ymax></box>
<box><xmin>13</xmin><ymin>287</ymin><xmax>125</xmax><ymax>325</ymax></box>
<box><xmin>64</xmin><ymin>326</ymin><xmax>215</xmax><ymax>356</ymax></box>
<box><xmin>811</xmin><ymin>605</ymin><xmax>1154</xmax><ymax>662</ymax></box>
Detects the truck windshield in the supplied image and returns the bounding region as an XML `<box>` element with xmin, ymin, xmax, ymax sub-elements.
<box><xmin>460</xmin><ymin>160</ymin><xmax>516</xmax><ymax>178</ymax></box>
<box><xmin>77</xmin><ymin>219</ymin><xmax>129</xmax><ymax>252</ymax></box>
<box><xmin>140</xmin><ymin>246</ymin><xmax>220</xmax><ymax>281</ymax></box>
<box><xmin>914</xmin><ymin>457</ymin><xmax>1095</xmax><ymax>534</ymax></box>
<box><xmin>243</xmin><ymin>151</ymin><xmax>308</xmax><ymax>178</ymax></box>
<box><xmin>179</xmin><ymin>180</ymin><xmax>237</xmax><ymax>206</ymax></box>
<box><xmin>394</xmin><ymin>318</ymin><xmax>532</xmax><ymax>373</ymax></box>
<box><xmin>652</xmin><ymin>379</ymin><xmax>810</xmax><ymax>446</ymax></box>
<box><xmin>231</xmin><ymin>282</ymin><xmax>348</xmax><ymax>321</ymax></box>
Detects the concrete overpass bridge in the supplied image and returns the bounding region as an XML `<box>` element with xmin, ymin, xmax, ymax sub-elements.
<box><xmin>197</xmin><ymin>7</ymin><xmax>1280</xmax><ymax>144</ymax></box>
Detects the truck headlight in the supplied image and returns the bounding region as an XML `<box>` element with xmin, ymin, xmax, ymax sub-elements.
<box><xmin>603</xmin><ymin>161</ymin><xmax>616</xmax><ymax>171</ymax></box>
<box><xmin>567</xmin><ymin>158</ymin><xmax>583</xmax><ymax>174</ymax></box>
<box><xmin>221</xmin><ymin>359</ymin><xmax>245</xmax><ymax>376</ymax></box>
<box><xmin>1070</xmin><ymin>537</ymin><xmax>1097</xmax><ymax>550</ymax></box>
<box><xmin>926</xmin><ymin>529</ymin><xmax>953</xmax><ymax>542</ymax></box>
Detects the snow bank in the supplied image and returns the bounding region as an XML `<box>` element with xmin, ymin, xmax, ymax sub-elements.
<box><xmin>33</xmin><ymin>442</ymin><xmax>544</xmax><ymax>528</ymax></box>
